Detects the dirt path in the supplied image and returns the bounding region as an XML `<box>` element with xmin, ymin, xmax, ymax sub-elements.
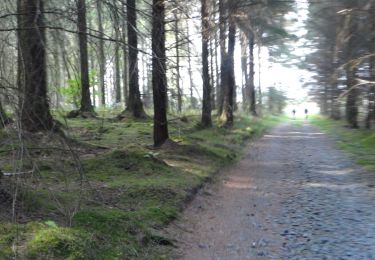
<box><xmin>167</xmin><ymin>121</ymin><xmax>375</xmax><ymax>259</ymax></box>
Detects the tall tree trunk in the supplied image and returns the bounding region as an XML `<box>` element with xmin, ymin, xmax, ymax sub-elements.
<box><xmin>141</xmin><ymin>40</ymin><xmax>150</xmax><ymax>108</ymax></box>
<box><xmin>96</xmin><ymin>0</ymin><xmax>106</xmax><ymax>106</ymax></box>
<box><xmin>88</xmin><ymin>14</ymin><xmax>96</xmax><ymax>108</ymax></box>
<box><xmin>186</xmin><ymin>20</ymin><xmax>195</xmax><ymax>108</ymax></box>
<box><xmin>321</xmin><ymin>85</ymin><xmax>329</xmax><ymax>115</ymax></box>
<box><xmin>17</xmin><ymin>0</ymin><xmax>23</xmax><ymax>110</ymax></box>
<box><xmin>217</xmin><ymin>0</ymin><xmax>227</xmax><ymax>115</ymax></box>
<box><xmin>248</xmin><ymin>33</ymin><xmax>257</xmax><ymax>116</ymax></box>
<box><xmin>345</xmin><ymin>67</ymin><xmax>358</xmax><ymax>128</ymax></box>
<box><xmin>77</xmin><ymin>0</ymin><xmax>94</xmax><ymax>114</ymax></box>
<box><xmin>366</xmin><ymin>86</ymin><xmax>375</xmax><ymax>129</ymax></box>
<box><xmin>209</xmin><ymin>32</ymin><xmax>216</xmax><ymax>110</ymax></box>
<box><xmin>152</xmin><ymin>0</ymin><xmax>169</xmax><ymax>146</ymax></box>
<box><xmin>122</xmin><ymin>1</ymin><xmax>129</xmax><ymax>105</ymax></box>
<box><xmin>240</xmin><ymin>31</ymin><xmax>249</xmax><ymax>110</ymax></box>
<box><xmin>257</xmin><ymin>46</ymin><xmax>263</xmax><ymax>115</ymax></box>
<box><xmin>201</xmin><ymin>0</ymin><xmax>212</xmax><ymax>127</ymax></box>
<box><xmin>366</xmin><ymin>58</ymin><xmax>375</xmax><ymax>129</ymax></box>
<box><xmin>125</xmin><ymin>0</ymin><xmax>146</xmax><ymax>118</ymax></box>
<box><xmin>220</xmin><ymin>19</ymin><xmax>235</xmax><ymax>127</ymax></box>
<box><xmin>52</xmin><ymin>32</ymin><xmax>63</xmax><ymax>109</ymax></box>
<box><xmin>330</xmin><ymin>81</ymin><xmax>341</xmax><ymax>120</ymax></box>
<box><xmin>213</xmin><ymin>0</ymin><xmax>220</xmax><ymax>112</ymax></box>
<box><xmin>173</xmin><ymin>8</ymin><xmax>183</xmax><ymax>113</ymax></box>
<box><xmin>18</xmin><ymin>0</ymin><xmax>54</xmax><ymax>131</ymax></box>
<box><xmin>113</xmin><ymin>0</ymin><xmax>122</xmax><ymax>104</ymax></box>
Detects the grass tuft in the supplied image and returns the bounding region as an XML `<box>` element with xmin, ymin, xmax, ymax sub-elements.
<box><xmin>311</xmin><ymin>115</ymin><xmax>375</xmax><ymax>171</ymax></box>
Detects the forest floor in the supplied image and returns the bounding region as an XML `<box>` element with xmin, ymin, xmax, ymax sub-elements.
<box><xmin>167</xmin><ymin>118</ymin><xmax>375</xmax><ymax>259</ymax></box>
<box><xmin>0</xmin><ymin>112</ymin><xmax>282</xmax><ymax>259</ymax></box>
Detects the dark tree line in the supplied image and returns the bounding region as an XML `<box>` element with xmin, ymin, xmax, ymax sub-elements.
<box><xmin>0</xmin><ymin>0</ymin><xmax>295</xmax><ymax>146</ymax></box>
<box><xmin>305</xmin><ymin>0</ymin><xmax>375</xmax><ymax>129</ymax></box>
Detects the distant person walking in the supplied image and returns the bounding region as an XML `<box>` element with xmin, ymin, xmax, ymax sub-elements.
<box><xmin>292</xmin><ymin>109</ymin><xmax>296</xmax><ymax>119</ymax></box>
<box><xmin>305</xmin><ymin>108</ymin><xmax>309</xmax><ymax>119</ymax></box>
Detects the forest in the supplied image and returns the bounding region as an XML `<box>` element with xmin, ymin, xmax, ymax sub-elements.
<box><xmin>0</xmin><ymin>0</ymin><xmax>374</xmax><ymax>259</ymax></box>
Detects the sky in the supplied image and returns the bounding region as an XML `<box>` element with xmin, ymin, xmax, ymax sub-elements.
<box><xmin>242</xmin><ymin>0</ymin><xmax>320</xmax><ymax>115</ymax></box>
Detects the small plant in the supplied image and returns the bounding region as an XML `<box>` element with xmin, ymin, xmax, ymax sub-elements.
<box><xmin>58</xmin><ymin>70</ymin><xmax>98</xmax><ymax>108</ymax></box>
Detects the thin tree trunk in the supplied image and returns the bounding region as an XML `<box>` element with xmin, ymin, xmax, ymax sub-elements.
<box><xmin>220</xmin><ymin>19</ymin><xmax>235</xmax><ymax>127</ymax></box>
<box><xmin>218</xmin><ymin>0</ymin><xmax>227</xmax><ymax>115</ymax></box>
<box><xmin>240</xmin><ymin>31</ymin><xmax>249</xmax><ymax>110</ymax></box>
<box><xmin>125</xmin><ymin>0</ymin><xmax>146</xmax><ymax>118</ymax></box>
<box><xmin>330</xmin><ymin>81</ymin><xmax>341</xmax><ymax>120</ymax></box>
<box><xmin>209</xmin><ymin>31</ymin><xmax>216</xmax><ymax>110</ymax></box>
<box><xmin>201</xmin><ymin>0</ymin><xmax>212</xmax><ymax>127</ymax></box>
<box><xmin>321</xmin><ymin>85</ymin><xmax>329</xmax><ymax>115</ymax></box>
<box><xmin>52</xmin><ymin>32</ymin><xmax>63</xmax><ymax>109</ymax></box>
<box><xmin>77</xmin><ymin>0</ymin><xmax>94</xmax><ymax>114</ymax></box>
<box><xmin>122</xmin><ymin>1</ymin><xmax>129</xmax><ymax>105</ymax></box>
<box><xmin>257</xmin><ymin>46</ymin><xmax>262</xmax><ymax>115</ymax></box>
<box><xmin>87</xmin><ymin>15</ymin><xmax>96</xmax><ymax>108</ymax></box>
<box><xmin>214</xmin><ymin>38</ymin><xmax>220</xmax><ymax>111</ymax></box>
<box><xmin>186</xmin><ymin>21</ymin><xmax>195</xmax><ymax>108</ymax></box>
<box><xmin>366</xmin><ymin>58</ymin><xmax>375</xmax><ymax>129</ymax></box>
<box><xmin>249</xmin><ymin>33</ymin><xmax>257</xmax><ymax>116</ymax></box>
<box><xmin>18</xmin><ymin>0</ymin><xmax>54</xmax><ymax>131</ymax></box>
<box><xmin>345</xmin><ymin>67</ymin><xmax>358</xmax><ymax>128</ymax></box>
<box><xmin>96</xmin><ymin>0</ymin><xmax>106</xmax><ymax>106</ymax></box>
<box><xmin>152</xmin><ymin>0</ymin><xmax>169</xmax><ymax>146</ymax></box>
<box><xmin>0</xmin><ymin>100</ymin><xmax>9</xmax><ymax>128</ymax></box>
<box><xmin>173</xmin><ymin>8</ymin><xmax>183</xmax><ymax>113</ymax></box>
<box><xmin>113</xmin><ymin>0</ymin><xmax>122</xmax><ymax>104</ymax></box>
<box><xmin>89</xmin><ymin>40</ymin><xmax>96</xmax><ymax>108</ymax></box>
<box><xmin>17</xmin><ymin>0</ymin><xmax>24</xmax><ymax>111</ymax></box>
<box><xmin>141</xmin><ymin>40</ymin><xmax>149</xmax><ymax>108</ymax></box>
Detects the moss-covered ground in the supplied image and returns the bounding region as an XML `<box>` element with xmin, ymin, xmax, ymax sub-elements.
<box><xmin>0</xmin><ymin>112</ymin><xmax>283</xmax><ymax>259</ymax></box>
<box><xmin>311</xmin><ymin>115</ymin><xmax>375</xmax><ymax>172</ymax></box>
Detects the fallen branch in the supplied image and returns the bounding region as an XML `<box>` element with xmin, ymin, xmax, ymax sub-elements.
<box><xmin>1</xmin><ymin>170</ymin><xmax>33</xmax><ymax>177</ymax></box>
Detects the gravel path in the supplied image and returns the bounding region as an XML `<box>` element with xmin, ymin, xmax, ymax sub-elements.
<box><xmin>168</xmin><ymin>121</ymin><xmax>375</xmax><ymax>259</ymax></box>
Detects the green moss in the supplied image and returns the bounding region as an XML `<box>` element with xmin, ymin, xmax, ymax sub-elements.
<box><xmin>0</xmin><ymin>223</ymin><xmax>27</xmax><ymax>258</ymax></box>
<box><xmin>27</xmin><ymin>224</ymin><xmax>87</xmax><ymax>260</ymax></box>
<box><xmin>0</xmin><ymin>113</ymin><xmax>284</xmax><ymax>259</ymax></box>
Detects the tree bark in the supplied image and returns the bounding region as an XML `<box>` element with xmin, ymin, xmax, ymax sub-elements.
<box><xmin>201</xmin><ymin>0</ymin><xmax>212</xmax><ymax>127</ymax></box>
<box><xmin>240</xmin><ymin>31</ymin><xmax>249</xmax><ymax>110</ymax></box>
<box><xmin>213</xmin><ymin>0</ymin><xmax>220</xmax><ymax>112</ymax></box>
<box><xmin>96</xmin><ymin>0</ymin><xmax>106</xmax><ymax>106</ymax></box>
<box><xmin>0</xmin><ymin>100</ymin><xmax>9</xmax><ymax>128</ymax></box>
<box><xmin>121</xmin><ymin>1</ymin><xmax>129</xmax><ymax>105</ymax></box>
<box><xmin>18</xmin><ymin>0</ymin><xmax>54</xmax><ymax>131</ymax></box>
<box><xmin>220</xmin><ymin>19</ymin><xmax>236</xmax><ymax>127</ymax></box>
<box><xmin>366</xmin><ymin>58</ymin><xmax>375</xmax><ymax>129</ymax></box>
<box><xmin>125</xmin><ymin>0</ymin><xmax>146</xmax><ymax>118</ymax></box>
<box><xmin>51</xmin><ymin>31</ymin><xmax>63</xmax><ymax>109</ymax></box>
<box><xmin>77</xmin><ymin>0</ymin><xmax>94</xmax><ymax>114</ymax></box>
<box><xmin>248</xmin><ymin>33</ymin><xmax>257</xmax><ymax>116</ymax></box>
<box><xmin>345</xmin><ymin>67</ymin><xmax>358</xmax><ymax>128</ymax></box>
<box><xmin>113</xmin><ymin>0</ymin><xmax>122</xmax><ymax>104</ymax></box>
<box><xmin>209</xmin><ymin>30</ymin><xmax>216</xmax><ymax>110</ymax></box>
<box><xmin>330</xmin><ymin>81</ymin><xmax>341</xmax><ymax>120</ymax></box>
<box><xmin>257</xmin><ymin>46</ymin><xmax>263</xmax><ymax>115</ymax></box>
<box><xmin>173</xmin><ymin>8</ymin><xmax>183</xmax><ymax>114</ymax></box>
<box><xmin>186</xmin><ymin>20</ymin><xmax>195</xmax><ymax>108</ymax></box>
<box><xmin>217</xmin><ymin>0</ymin><xmax>227</xmax><ymax>115</ymax></box>
<box><xmin>152</xmin><ymin>0</ymin><xmax>169</xmax><ymax>146</ymax></box>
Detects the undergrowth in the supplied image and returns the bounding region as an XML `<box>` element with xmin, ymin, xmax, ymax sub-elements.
<box><xmin>0</xmin><ymin>113</ymin><xmax>282</xmax><ymax>259</ymax></box>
